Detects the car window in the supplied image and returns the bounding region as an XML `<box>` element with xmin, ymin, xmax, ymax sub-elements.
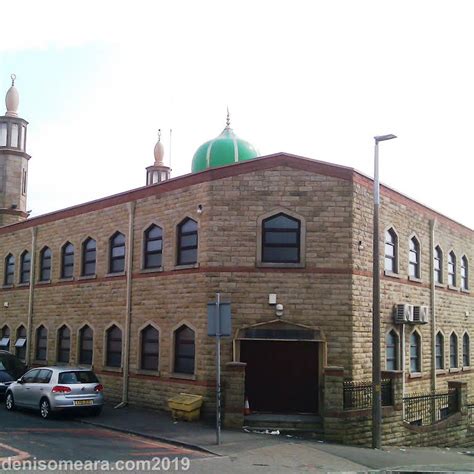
<box><xmin>37</xmin><ymin>369</ymin><xmax>52</xmax><ymax>384</ymax></box>
<box><xmin>58</xmin><ymin>371</ymin><xmax>99</xmax><ymax>384</ymax></box>
<box><xmin>22</xmin><ymin>369</ymin><xmax>40</xmax><ymax>383</ymax></box>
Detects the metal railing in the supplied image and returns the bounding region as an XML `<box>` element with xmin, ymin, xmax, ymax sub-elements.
<box><xmin>468</xmin><ymin>404</ymin><xmax>474</xmax><ymax>426</ymax></box>
<box><xmin>343</xmin><ymin>379</ymin><xmax>392</xmax><ymax>410</ymax></box>
<box><xmin>403</xmin><ymin>389</ymin><xmax>458</xmax><ymax>426</ymax></box>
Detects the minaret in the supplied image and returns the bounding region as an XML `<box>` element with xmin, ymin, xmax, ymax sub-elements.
<box><xmin>0</xmin><ymin>75</ymin><xmax>31</xmax><ymax>226</ymax></box>
<box><xmin>146</xmin><ymin>129</ymin><xmax>171</xmax><ymax>185</ymax></box>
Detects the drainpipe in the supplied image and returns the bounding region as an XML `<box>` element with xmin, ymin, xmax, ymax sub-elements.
<box><xmin>117</xmin><ymin>201</ymin><xmax>136</xmax><ymax>408</ymax></box>
<box><xmin>25</xmin><ymin>226</ymin><xmax>37</xmax><ymax>366</ymax></box>
<box><xmin>430</xmin><ymin>219</ymin><xmax>437</xmax><ymax>394</ymax></box>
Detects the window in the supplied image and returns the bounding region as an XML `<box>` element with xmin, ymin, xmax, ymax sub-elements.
<box><xmin>463</xmin><ymin>333</ymin><xmax>470</xmax><ymax>367</ymax></box>
<box><xmin>448</xmin><ymin>251</ymin><xmax>456</xmax><ymax>286</ymax></box>
<box><xmin>22</xmin><ymin>369</ymin><xmax>40</xmax><ymax>384</ymax></box>
<box><xmin>57</xmin><ymin>325</ymin><xmax>71</xmax><ymax>363</ymax></box>
<box><xmin>15</xmin><ymin>326</ymin><xmax>27</xmax><ymax>360</ymax></box>
<box><xmin>0</xmin><ymin>325</ymin><xmax>10</xmax><ymax>351</ymax></box>
<box><xmin>79</xmin><ymin>325</ymin><xmax>93</xmax><ymax>365</ymax></box>
<box><xmin>408</xmin><ymin>237</ymin><xmax>420</xmax><ymax>278</ymax></box>
<box><xmin>0</xmin><ymin>122</ymin><xmax>7</xmax><ymax>146</ymax></box>
<box><xmin>435</xmin><ymin>332</ymin><xmax>444</xmax><ymax>369</ymax></box>
<box><xmin>4</xmin><ymin>253</ymin><xmax>15</xmax><ymax>285</ymax></box>
<box><xmin>386</xmin><ymin>330</ymin><xmax>399</xmax><ymax>370</ymax></box>
<box><xmin>10</xmin><ymin>123</ymin><xmax>19</xmax><ymax>148</ymax></box>
<box><xmin>109</xmin><ymin>232</ymin><xmax>126</xmax><ymax>273</ymax></box>
<box><xmin>384</xmin><ymin>228</ymin><xmax>398</xmax><ymax>273</ymax></box>
<box><xmin>36</xmin><ymin>369</ymin><xmax>52</xmax><ymax>384</ymax></box>
<box><xmin>39</xmin><ymin>247</ymin><xmax>52</xmax><ymax>282</ymax></box>
<box><xmin>140</xmin><ymin>325</ymin><xmax>159</xmax><ymax>370</ymax></box>
<box><xmin>450</xmin><ymin>333</ymin><xmax>458</xmax><ymax>368</ymax></box>
<box><xmin>410</xmin><ymin>332</ymin><xmax>421</xmax><ymax>373</ymax></box>
<box><xmin>174</xmin><ymin>325</ymin><xmax>195</xmax><ymax>374</ymax></box>
<box><xmin>35</xmin><ymin>326</ymin><xmax>47</xmax><ymax>361</ymax></box>
<box><xmin>262</xmin><ymin>213</ymin><xmax>301</xmax><ymax>263</ymax></box>
<box><xmin>61</xmin><ymin>242</ymin><xmax>74</xmax><ymax>278</ymax></box>
<box><xmin>461</xmin><ymin>256</ymin><xmax>469</xmax><ymax>290</ymax></box>
<box><xmin>81</xmin><ymin>238</ymin><xmax>96</xmax><ymax>276</ymax></box>
<box><xmin>177</xmin><ymin>218</ymin><xmax>198</xmax><ymax>265</ymax></box>
<box><xmin>144</xmin><ymin>225</ymin><xmax>163</xmax><ymax>269</ymax></box>
<box><xmin>434</xmin><ymin>246</ymin><xmax>443</xmax><ymax>284</ymax></box>
<box><xmin>21</xmin><ymin>169</ymin><xmax>27</xmax><ymax>195</ymax></box>
<box><xmin>106</xmin><ymin>325</ymin><xmax>122</xmax><ymax>368</ymax></box>
<box><xmin>20</xmin><ymin>251</ymin><xmax>31</xmax><ymax>284</ymax></box>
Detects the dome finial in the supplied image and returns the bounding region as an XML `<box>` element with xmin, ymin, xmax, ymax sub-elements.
<box><xmin>154</xmin><ymin>128</ymin><xmax>165</xmax><ymax>165</ymax></box>
<box><xmin>226</xmin><ymin>107</ymin><xmax>230</xmax><ymax>128</ymax></box>
<box><xmin>158</xmin><ymin>128</ymin><xmax>161</xmax><ymax>142</ymax></box>
<box><xmin>11</xmin><ymin>74</ymin><xmax>16</xmax><ymax>86</ymax></box>
<box><xmin>5</xmin><ymin>74</ymin><xmax>19</xmax><ymax>117</ymax></box>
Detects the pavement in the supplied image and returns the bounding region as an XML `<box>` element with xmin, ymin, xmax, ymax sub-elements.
<box><xmin>78</xmin><ymin>404</ymin><xmax>474</xmax><ymax>472</ymax></box>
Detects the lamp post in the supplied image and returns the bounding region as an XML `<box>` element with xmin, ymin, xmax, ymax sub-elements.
<box><xmin>372</xmin><ymin>133</ymin><xmax>397</xmax><ymax>449</ymax></box>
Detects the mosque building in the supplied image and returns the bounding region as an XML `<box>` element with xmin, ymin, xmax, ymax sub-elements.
<box><xmin>0</xmin><ymin>78</ymin><xmax>473</xmax><ymax>445</ymax></box>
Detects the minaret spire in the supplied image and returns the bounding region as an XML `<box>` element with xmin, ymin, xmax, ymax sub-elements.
<box><xmin>146</xmin><ymin>128</ymin><xmax>171</xmax><ymax>186</ymax></box>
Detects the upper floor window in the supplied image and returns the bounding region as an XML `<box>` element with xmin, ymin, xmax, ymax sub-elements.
<box><xmin>140</xmin><ymin>325</ymin><xmax>159</xmax><ymax>371</ymax></box>
<box><xmin>177</xmin><ymin>218</ymin><xmax>198</xmax><ymax>266</ymax></box>
<box><xmin>82</xmin><ymin>238</ymin><xmax>96</xmax><ymax>276</ymax></box>
<box><xmin>408</xmin><ymin>237</ymin><xmax>420</xmax><ymax>278</ymax></box>
<box><xmin>435</xmin><ymin>332</ymin><xmax>444</xmax><ymax>369</ymax></box>
<box><xmin>174</xmin><ymin>325</ymin><xmax>195</xmax><ymax>375</ymax></box>
<box><xmin>4</xmin><ymin>253</ymin><xmax>15</xmax><ymax>285</ymax></box>
<box><xmin>448</xmin><ymin>251</ymin><xmax>456</xmax><ymax>286</ymax></box>
<box><xmin>384</xmin><ymin>228</ymin><xmax>398</xmax><ymax>273</ymax></box>
<box><xmin>61</xmin><ymin>242</ymin><xmax>74</xmax><ymax>279</ymax></box>
<box><xmin>450</xmin><ymin>333</ymin><xmax>458</xmax><ymax>368</ymax></box>
<box><xmin>20</xmin><ymin>251</ymin><xmax>31</xmax><ymax>284</ymax></box>
<box><xmin>386</xmin><ymin>330</ymin><xmax>399</xmax><ymax>370</ymax></box>
<box><xmin>434</xmin><ymin>246</ymin><xmax>443</xmax><ymax>284</ymax></box>
<box><xmin>410</xmin><ymin>331</ymin><xmax>421</xmax><ymax>373</ymax></box>
<box><xmin>0</xmin><ymin>122</ymin><xmax>7</xmax><ymax>146</ymax></box>
<box><xmin>57</xmin><ymin>325</ymin><xmax>71</xmax><ymax>363</ymax></box>
<box><xmin>79</xmin><ymin>325</ymin><xmax>93</xmax><ymax>365</ymax></box>
<box><xmin>0</xmin><ymin>325</ymin><xmax>10</xmax><ymax>351</ymax></box>
<box><xmin>106</xmin><ymin>325</ymin><xmax>122</xmax><ymax>368</ymax></box>
<box><xmin>461</xmin><ymin>256</ymin><xmax>469</xmax><ymax>290</ymax></box>
<box><xmin>35</xmin><ymin>325</ymin><xmax>48</xmax><ymax>361</ymax></box>
<box><xmin>262</xmin><ymin>213</ymin><xmax>301</xmax><ymax>263</ymax></box>
<box><xmin>463</xmin><ymin>333</ymin><xmax>470</xmax><ymax>367</ymax></box>
<box><xmin>109</xmin><ymin>232</ymin><xmax>126</xmax><ymax>273</ymax></box>
<box><xmin>15</xmin><ymin>325</ymin><xmax>27</xmax><ymax>360</ymax></box>
<box><xmin>39</xmin><ymin>247</ymin><xmax>52</xmax><ymax>282</ymax></box>
<box><xmin>144</xmin><ymin>225</ymin><xmax>163</xmax><ymax>269</ymax></box>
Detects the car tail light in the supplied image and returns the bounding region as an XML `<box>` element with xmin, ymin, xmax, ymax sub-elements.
<box><xmin>94</xmin><ymin>384</ymin><xmax>104</xmax><ymax>392</ymax></box>
<box><xmin>52</xmin><ymin>385</ymin><xmax>72</xmax><ymax>393</ymax></box>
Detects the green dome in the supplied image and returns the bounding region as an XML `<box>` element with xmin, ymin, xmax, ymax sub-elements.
<box><xmin>191</xmin><ymin>125</ymin><xmax>259</xmax><ymax>173</ymax></box>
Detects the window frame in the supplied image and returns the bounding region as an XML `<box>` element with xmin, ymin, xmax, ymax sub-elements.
<box><xmin>57</xmin><ymin>325</ymin><xmax>71</xmax><ymax>364</ymax></box>
<box><xmin>4</xmin><ymin>253</ymin><xmax>15</xmax><ymax>286</ymax></box>
<box><xmin>173</xmin><ymin>325</ymin><xmax>195</xmax><ymax>375</ymax></box>
<box><xmin>109</xmin><ymin>232</ymin><xmax>126</xmax><ymax>274</ymax></box>
<box><xmin>39</xmin><ymin>247</ymin><xmax>52</xmax><ymax>282</ymax></box>
<box><xmin>435</xmin><ymin>331</ymin><xmax>444</xmax><ymax>370</ymax></box>
<box><xmin>450</xmin><ymin>332</ymin><xmax>458</xmax><ymax>369</ymax></box>
<box><xmin>35</xmin><ymin>325</ymin><xmax>48</xmax><ymax>361</ymax></box>
<box><xmin>61</xmin><ymin>242</ymin><xmax>74</xmax><ymax>279</ymax></box>
<box><xmin>434</xmin><ymin>245</ymin><xmax>443</xmax><ymax>284</ymax></box>
<box><xmin>0</xmin><ymin>325</ymin><xmax>10</xmax><ymax>351</ymax></box>
<box><xmin>408</xmin><ymin>236</ymin><xmax>421</xmax><ymax>279</ymax></box>
<box><xmin>461</xmin><ymin>256</ymin><xmax>469</xmax><ymax>291</ymax></box>
<box><xmin>410</xmin><ymin>331</ymin><xmax>421</xmax><ymax>373</ymax></box>
<box><xmin>19</xmin><ymin>250</ymin><xmax>31</xmax><ymax>284</ymax></box>
<box><xmin>140</xmin><ymin>324</ymin><xmax>160</xmax><ymax>371</ymax></box>
<box><xmin>385</xmin><ymin>329</ymin><xmax>399</xmax><ymax>370</ymax></box>
<box><xmin>384</xmin><ymin>228</ymin><xmax>398</xmax><ymax>274</ymax></box>
<box><xmin>15</xmin><ymin>325</ymin><xmax>27</xmax><ymax>360</ymax></box>
<box><xmin>143</xmin><ymin>225</ymin><xmax>163</xmax><ymax>270</ymax></box>
<box><xmin>462</xmin><ymin>333</ymin><xmax>470</xmax><ymax>367</ymax></box>
<box><xmin>448</xmin><ymin>251</ymin><xmax>456</xmax><ymax>287</ymax></box>
<box><xmin>79</xmin><ymin>325</ymin><xmax>93</xmax><ymax>365</ymax></box>
<box><xmin>176</xmin><ymin>218</ymin><xmax>198</xmax><ymax>266</ymax></box>
<box><xmin>105</xmin><ymin>325</ymin><xmax>122</xmax><ymax>368</ymax></box>
<box><xmin>261</xmin><ymin>213</ymin><xmax>301</xmax><ymax>264</ymax></box>
<box><xmin>81</xmin><ymin>237</ymin><xmax>97</xmax><ymax>277</ymax></box>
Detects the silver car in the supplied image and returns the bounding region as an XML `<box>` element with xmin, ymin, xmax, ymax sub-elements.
<box><xmin>5</xmin><ymin>367</ymin><xmax>104</xmax><ymax>419</ymax></box>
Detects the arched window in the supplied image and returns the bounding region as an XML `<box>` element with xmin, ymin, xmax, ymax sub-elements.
<box><xmin>82</xmin><ymin>238</ymin><xmax>96</xmax><ymax>276</ymax></box>
<box><xmin>262</xmin><ymin>213</ymin><xmax>301</xmax><ymax>263</ymax></box>
<box><xmin>384</xmin><ymin>228</ymin><xmax>398</xmax><ymax>273</ymax></box>
<box><xmin>20</xmin><ymin>250</ymin><xmax>31</xmax><ymax>284</ymax></box>
<box><xmin>463</xmin><ymin>333</ymin><xmax>470</xmax><ymax>367</ymax></box>
<box><xmin>408</xmin><ymin>237</ymin><xmax>420</xmax><ymax>279</ymax></box>
<box><xmin>109</xmin><ymin>232</ymin><xmax>126</xmax><ymax>273</ymax></box>
<box><xmin>15</xmin><ymin>325</ymin><xmax>27</xmax><ymax>360</ymax></box>
<box><xmin>106</xmin><ymin>325</ymin><xmax>122</xmax><ymax>367</ymax></box>
<box><xmin>35</xmin><ymin>325</ymin><xmax>48</xmax><ymax>361</ymax></box>
<box><xmin>39</xmin><ymin>247</ymin><xmax>52</xmax><ymax>282</ymax></box>
<box><xmin>57</xmin><ymin>325</ymin><xmax>71</xmax><ymax>363</ymax></box>
<box><xmin>386</xmin><ymin>330</ymin><xmax>399</xmax><ymax>370</ymax></box>
<box><xmin>450</xmin><ymin>333</ymin><xmax>458</xmax><ymax>368</ymax></box>
<box><xmin>435</xmin><ymin>332</ymin><xmax>444</xmax><ymax>369</ymax></box>
<box><xmin>140</xmin><ymin>325</ymin><xmax>159</xmax><ymax>370</ymax></box>
<box><xmin>61</xmin><ymin>242</ymin><xmax>74</xmax><ymax>278</ymax></box>
<box><xmin>434</xmin><ymin>246</ymin><xmax>443</xmax><ymax>284</ymax></box>
<box><xmin>177</xmin><ymin>218</ymin><xmax>198</xmax><ymax>266</ymax></box>
<box><xmin>0</xmin><ymin>325</ymin><xmax>11</xmax><ymax>351</ymax></box>
<box><xmin>4</xmin><ymin>253</ymin><xmax>15</xmax><ymax>285</ymax></box>
<box><xmin>410</xmin><ymin>331</ymin><xmax>421</xmax><ymax>373</ymax></box>
<box><xmin>79</xmin><ymin>325</ymin><xmax>93</xmax><ymax>365</ymax></box>
<box><xmin>461</xmin><ymin>256</ymin><xmax>469</xmax><ymax>290</ymax></box>
<box><xmin>143</xmin><ymin>225</ymin><xmax>163</xmax><ymax>269</ymax></box>
<box><xmin>448</xmin><ymin>251</ymin><xmax>456</xmax><ymax>286</ymax></box>
<box><xmin>174</xmin><ymin>325</ymin><xmax>195</xmax><ymax>374</ymax></box>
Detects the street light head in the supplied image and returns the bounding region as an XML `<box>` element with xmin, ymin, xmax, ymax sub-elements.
<box><xmin>374</xmin><ymin>134</ymin><xmax>397</xmax><ymax>142</ymax></box>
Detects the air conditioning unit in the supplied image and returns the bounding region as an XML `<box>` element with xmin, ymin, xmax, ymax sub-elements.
<box><xmin>413</xmin><ymin>305</ymin><xmax>429</xmax><ymax>324</ymax></box>
<box><xmin>394</xmin><ymin>304</ymin><xmax>414</xmax><ymax>324</ymax></box>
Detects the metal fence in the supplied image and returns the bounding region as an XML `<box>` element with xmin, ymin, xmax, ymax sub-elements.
<box><xmin>403</xmin><ymin>389</ymin><xmax>458</xmax><ymax>426</ymax></box>
<box><xmin>343</xmin><ymin>379</ymin><xmax>392</xmax><ymax>410</ymax></box>
<box><xmin>468</xmin><ymin>404</ymin><xmax>474</xmax><ymax>426</ymax></box>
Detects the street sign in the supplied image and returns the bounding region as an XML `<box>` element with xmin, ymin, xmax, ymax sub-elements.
<box><xmin>207</xmin><ymin>302</ymin><xmax>231</xmax><ymax>337</ymax></box>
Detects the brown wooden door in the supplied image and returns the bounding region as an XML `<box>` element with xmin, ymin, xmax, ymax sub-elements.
<box><xmin>240</xmin><ymin>340</ymin><xmax>318</xmax><ymax>413</ymax></box>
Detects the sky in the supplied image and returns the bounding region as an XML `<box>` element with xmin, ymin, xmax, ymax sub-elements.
<box><xmin>0</xmin><ymin>0</ymin><xmax>473</xmax><ymax>229</ymax></box>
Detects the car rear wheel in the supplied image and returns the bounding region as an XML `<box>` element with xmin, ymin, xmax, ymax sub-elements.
<box><xmin>40</xmin><ymin>398</ymin><xmax>52</xmax><ymax>419</ymax></box>
<box><xmin>5</xmin><ymin>392</ymin><xmax>15</xmax><ymax>411</ymax></box>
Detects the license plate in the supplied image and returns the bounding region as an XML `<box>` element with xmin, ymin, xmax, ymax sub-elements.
<box><xmin>73</xmin><ymin>400</ymin><xmax>93</xmax><ymax>406</ymax></box>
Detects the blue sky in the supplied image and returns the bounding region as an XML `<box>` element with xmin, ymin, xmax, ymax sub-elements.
<box><xmin>1</xmin><ymin>0</ymin><xmax>473</xmax><ymax>228</ymax></box>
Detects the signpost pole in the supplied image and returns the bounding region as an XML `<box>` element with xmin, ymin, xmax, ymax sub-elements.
<box><xmin>216</xmin><ymin>292</ymin><xmax>221</xmax><ymax>445</ymax></box>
